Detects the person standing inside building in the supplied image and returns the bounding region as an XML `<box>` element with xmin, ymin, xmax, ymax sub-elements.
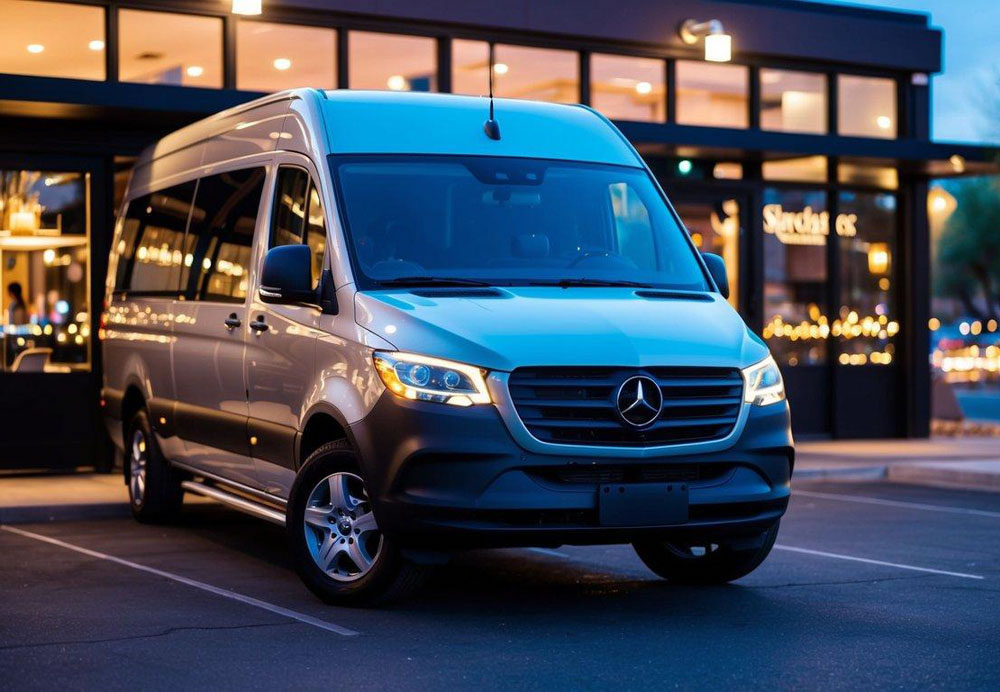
<box><xmin>6</xmin><ymin>282</ymin><xmax>27</xmax><ymax>326</ymax></box>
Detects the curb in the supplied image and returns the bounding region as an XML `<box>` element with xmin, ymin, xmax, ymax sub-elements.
<box><xmin>795</xmin><ymin>465</ymin><xmax>888</xmax><ymax>481</ymax></box>
<box><xmin>0</xmin><ymin>503</ymin><xmax>131</xmax><ymax>525</ymax></box>
<box><xmin>887</xmin><ymin>463</ymin><xmax>1000</xmax><ymax>493</ymax></box>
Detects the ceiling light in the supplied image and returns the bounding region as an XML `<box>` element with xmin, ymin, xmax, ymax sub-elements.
<box><xmin>26</xmin><ymin>44</ymin><xmax>44</xmax><ymax>54</ymax></box>
<box><xmin>678</xmin><ymin>19</ymin><xmax>732</xmax><ymax>62</ymax></box>
<box><xmin>493</xmin><ymin>62</ymin><xmax>509</xmax><ymax>75</ymax></box>
<box><xmin>386</xmin><ymin>74</ymin><xmax>407</xmax><ymax>91</ymax></box>
<box><xmin>635</xmin><ymin>81</ymin><xmax>653</xmax><ymax>95</ymax></box>
<box><xmin>876</xmin><ymin>115</ymin><xmax>892</xmax><ymax>130</ymax></box>
<box><xmin>273</xmin><ymin>57</ymin><xmax>292</xmax><ymax>71</ymax></box>
<box><xmin>232</xmin><ymin>0</ymin><xmax>262</xmax><ymax>15</ymax></box>
<box><xmin>186</xmin><ymin>65</ymin><xmax>204</xmax><ymax>78</ymax></box>
<box><xmin>88</xmin><ymin>40</ymin><xmax>105</xmax><ymax>51</ymax></box>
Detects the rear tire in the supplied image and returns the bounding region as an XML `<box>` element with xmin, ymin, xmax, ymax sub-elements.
<box><xmin>633</xmin><ymin>522</ymin><xmax>779</xmax><ymax>585</ymax></box>
<box><xmin>126</xmin><ymin>410</ymin><xmax>183</xmax><ymax>523</ymax></box>
<box><xmin>288</xmin><ymin>440</ymin><xmax>428</xmax><ymax>606</ymax></box>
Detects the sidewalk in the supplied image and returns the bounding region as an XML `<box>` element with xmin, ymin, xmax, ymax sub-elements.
<box><xmin>796</xmin><ymin>437</ymin><xmax>1000</xmax><ymax>490</ymax></box>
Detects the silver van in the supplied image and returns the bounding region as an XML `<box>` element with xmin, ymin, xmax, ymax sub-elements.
<box><xmin>102</xmin><ymin>89</ymin><xmax>793</xmax><ymax>605</ymax></box>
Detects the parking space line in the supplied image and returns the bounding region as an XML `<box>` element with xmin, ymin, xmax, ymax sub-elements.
<box><xmin>1</xmin><ymin>525</ymin><xmax>359</xmax><ymax>636</ymax></box>
<box><xmin>794</xmin><ymin>489</ymin><xmax>1000</xmax><ymax>519</ymax></box>
<box><xmin>774</xmin><ymin>544</ymin><xmax>984</xmax><ymax>580</ymax></box>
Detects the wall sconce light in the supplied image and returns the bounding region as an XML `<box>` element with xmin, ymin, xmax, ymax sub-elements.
<box><xmin>679</xmin><ymin>19</ymin><xmax>732</xmax><ymax>62</ymax></box>
<box><xmin>232</xmin><ymin>0</ymin><xmax>262</xmax><ymax>15</ymax></box>
<box><xmin>868</xmin><ymin>242</ymin><xmax>890</xmax><ymax>275</ymax></box>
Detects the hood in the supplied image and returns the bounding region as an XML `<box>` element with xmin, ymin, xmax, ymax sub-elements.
<box><xmin>354</xmin><ymin>287</ymin><xmax>769</xmax><ymax>372</ymax></box>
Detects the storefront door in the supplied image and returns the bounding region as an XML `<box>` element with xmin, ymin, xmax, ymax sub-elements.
<box><xmin>0</xmin><ymin>154</ymin><xmax>111</xmax><ymax>470</ymax></box>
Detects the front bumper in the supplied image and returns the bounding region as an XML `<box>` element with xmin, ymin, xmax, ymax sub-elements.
<box><xmin>349</xmin><ymin>393</ymin><xmax>793</xmax><ymax>549</ymax></box>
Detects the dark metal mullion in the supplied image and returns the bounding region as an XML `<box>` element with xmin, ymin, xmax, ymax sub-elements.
<box><xmin>827</xmin><ymin>72</ymin><xmax>838</xmax><ymax>136</ymax></box>
<box><xmin>437</xmin><ymin>36</ymin><xmax>452</xmax><ymax>93</ymax></box>
<box><xmin>826</xmin><ymin>164</ymin><xmax>842</xmax><ymax>436</ymax></box>
<box><xmin>337</xmin><ymin>28</ymin><xmax>349</xmax><ymax>88</ymax></box>
<box><xmin>223</xmin><ymin>13</ymin><xmax>237</xmax><ymax>90</ymax></box>
<box><xmin>105</xmin><ymin>3</ymin><xmax>118</xmax><ymax>84</ymax></box>
<box><xmin>748</xmin><ymin>65</ymin><xmax>761</xmax><ymax>131</ymax></box>
<box><xmin>578</xmin><ymin>50</ymin><xmax>591</xmax><ymax>105</ymax></box>
<box><xmin>665</xmin><ymin>59</ymin><xmax>676</xmax><ymax>123</ymax></box>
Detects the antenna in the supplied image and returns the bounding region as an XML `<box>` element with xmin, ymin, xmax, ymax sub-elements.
<box><xmin>483</xmin><ymin>43</ymin><xmax>501</xmax><ymax>140</ymax></box>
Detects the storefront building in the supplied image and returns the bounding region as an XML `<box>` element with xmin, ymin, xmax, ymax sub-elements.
<box><xmin>1</xmin><ymin>0</ymin><xmax>998</xmax><ymax>469</ymax></box>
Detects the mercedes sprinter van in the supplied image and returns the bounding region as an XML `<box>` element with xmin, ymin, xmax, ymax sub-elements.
<box><xmin>102</xmin><ymin>89</ymin><xmax>793</xmax><ymax>605</ymax></box>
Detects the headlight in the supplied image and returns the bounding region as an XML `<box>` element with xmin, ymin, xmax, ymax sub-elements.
<box><xmin>742</xmin><ymin>355</ymin><xmax>785</xmax><ymax>407</ymax></box>
<box><xmin>373</xmin><ymin>351</ymin><xmax>491</xmax><ymax>406</ymax></box>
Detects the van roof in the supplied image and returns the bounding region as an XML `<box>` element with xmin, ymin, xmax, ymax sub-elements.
<box><xmin>319</xmin><ymin>90</ymin><xmax>642</xmax><ymax>166</ymax></box>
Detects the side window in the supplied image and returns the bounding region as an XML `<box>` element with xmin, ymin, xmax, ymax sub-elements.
<box><xmin>183</xmin><ymin>168</ymin><xmax>266</xmax><ymax>303</ymax></box>
<box><xmin>117</xmin><ymin>182</ymin><xmax>196</xmax><ymax>294</ymax></box>
<box><xmin>609</xmin><ymin>181</ymin><xmax>656</xmax><ymax>271</ymax></box>
<box><xmin>270</xmin><ymin>166</ymin><xmax>327</xmax><ymax>288</ymax></box>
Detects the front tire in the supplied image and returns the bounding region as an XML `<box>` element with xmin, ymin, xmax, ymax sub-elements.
<box><xmin>126</xmin><ymin>410</ymin><xmax>183</xmax><ymax>523</ymax></box>
<box><xmin>633</xmin><ymin>522</ymin><xmax>780</xmax><ymax>585</ymax></box>
<box><xmin>287</xmin><ymin>440</ymin><xmax>428</xmax><ymax>606</ymax></box>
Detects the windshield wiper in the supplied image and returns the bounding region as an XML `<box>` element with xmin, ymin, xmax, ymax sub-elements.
<box><xmin>532</xmin><ymin>278</ymin><xmax>654</xmax><ymax>288</ymax></box>
<box><xmin>377</xmin><ymin>276</ymin><xmax>495</xmax><ymax>288</ymax></box>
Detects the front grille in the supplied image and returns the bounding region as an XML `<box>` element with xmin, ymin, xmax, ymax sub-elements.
<box><xmin>508</xmin><ymin>366</ymin><xmax>743</xmax><ymax>447</ymax></box>
<box><xmin>541</xmin><ymin>463</ymin><xmax>732</xmax><ymax>485</ymax></box>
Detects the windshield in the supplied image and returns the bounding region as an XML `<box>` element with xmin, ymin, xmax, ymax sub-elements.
<box><xmin>330</xmin><ymin>155</ymin><xmax>709</xmax><ymax>291</ymax></box>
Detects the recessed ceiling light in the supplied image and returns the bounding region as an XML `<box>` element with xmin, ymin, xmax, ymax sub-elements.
<box><xmin>876</xmin><ymin>115</ymin><xmax>892</xmax><ymax>130</ymax></box>
<box><xmin>88</xmin><ymin>40</ymin><xmax>105</xmax><ymax>51</ymax></box>
<box><xmin>386</xmin><ymin>74</ymin><xmax>407</xmax><ymax>91</ymax></box>
<box><xmin>492</xmin><ymin>62</ymin><xmax>509</xmax><ymax>75</ymax></box>
<box><xmin>186</xmin><ymin>65</ymin><xmax>205</xmax><ymax>77</ymax></box>
<box><xmin>634</xmin><ymin>81</ymin><xmax>652</xmax><ymax>95</ymax></box>
<box><xmin>273</xmin><ymin>58</ymin><xmax>292</xmax><ymax>71</ymax></box>
<box><xmin>26</xmin><ymin>44</ymin><xmax>44</xmax><ymax>54</ymax></box>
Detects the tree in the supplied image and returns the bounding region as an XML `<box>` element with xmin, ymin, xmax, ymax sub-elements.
<box><xmin>933</xmin><ymin>176</ymin><xmax>1000</xmax><ymax>320</ymax></box>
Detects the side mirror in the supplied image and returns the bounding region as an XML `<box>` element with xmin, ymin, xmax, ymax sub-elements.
<box><xmin>702</xmin><ymin>253</ymin><xmax>730</xmax><ymax>299</ymax></box>
<box><xmin>259</xmin><ymin>245</ymin><xmax>316</xmax><ymax>305</ymax></box>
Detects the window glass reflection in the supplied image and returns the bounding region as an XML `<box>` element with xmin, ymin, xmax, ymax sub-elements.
<box><xmin>837</xmin><ymin>191</ymin><xmax>897</xmax><ymax>365</ymax></box>
<box><xmin>349</xmin><ymin>31</ymin><xmax>436</xmax><ymax>92</ymax></box>
<box><xmin>762</xmin><ymin>189</ymin><xmax>828</xmax><ymax>366</ymax></box>
<box><xmin>838</xmin><ymin>161</ymin><xmax>898</xmax><ymax>190</ymax></box>
<box><xmin>674</xmin><ymin>198</ymin><xmax>741</xmax><ymax>309</ymax></box>
<box><xmin>452</xmin><ymin>39</ymin><xmax>490</xmax><ymax>96</ymax></box>
<box><xmin>762</xmin><ymin>156</ymin><xmax>828</xmax><ymax>183</ymax></box>
<box><xmin>1</xmin><ymin>170</ymin><xmax>90</xmax><ymax>372</ymax></box>
<box><xmin>0</xmin><ymin>0</ymin><xmax>105</xmax><ymax>81</ymax></box>
<box><xmin>237</xmin><ymin>21</ymin><xmax>336</xmax><ymax>91</ymax></box>
<box><xmin>675</xmin><ymin>61</ymin><xmax>748</xmax><ymax>128</ymax></box>
<box><xmin>591</xmin><ymin>54</ymin><xmax>665</xmax><ymax>122</ymax></box>
<box><xmin>760</xmin><ymin>69</ymin><xmax>826</xmax><ymax>134</ymax></box>
<box><xmin>493</xmin><ymin>44</ymin><xmax>579</xmax><ymax>103</ymax></box>
<box><xmin>119</xmin><ymin>10</ymin><xmax>223</xmax><ymax>88</ymax></box>
<box><xmin>838</xmin><ymin>75</ymin><xmax>897</xmax><ymax>138</ymax></box>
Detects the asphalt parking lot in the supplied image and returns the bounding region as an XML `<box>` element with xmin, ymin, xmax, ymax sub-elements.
<box><xmin>2</xmin><ymin>479</ymin><xmax>999</xmax><ymax>690</ymax></box>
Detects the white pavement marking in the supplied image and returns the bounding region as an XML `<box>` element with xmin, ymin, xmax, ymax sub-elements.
<box><xmin>774</xmin><ymin>544</ymin><xmax>984</xmax><ymax>580</ymax></box>
<box><xmin>1</xmin><ymin>525</ymin><xmax>359</xmax><ymax>636</ymax></box>
<box><xmin>794</xmin><ymin>489</ymin><xmax>1000</xmax><ymax>519</ymax></box>
<box><xmin>524</xmin><ymin>547</ymin><xmax>571</xmax><ymax>558</ymax></box>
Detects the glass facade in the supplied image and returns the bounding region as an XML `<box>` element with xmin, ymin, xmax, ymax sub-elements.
<box><xmin>762</xmin><ymin>189</ymin><xmax>829</xmax><ymax>367</ymax></box>
<box><xmin>119</xmin><ymin>10</ymin><xmax>223</xmax><ymax>88</ymax></box>
<box><xmin>837</xmin><ymin>191</ymin><xmax>897</xmax><ymax>365</ymax></box>
<box><xmin>1</xmin><ymin>169</ymin><xmax>90</xmax><ymax>372</ymax></box>
<box><xmin>760</xmin><ymin>69</ymin><xmax>827</xmax><ymax>134</ymax></box>
<box><xmin>493</xmin><ymin>44</ymin><xmax>579</xmax><ymax>103</ymax></box>
<box><xmin>763</xmin><ymin>156</ymin><xmax>828</xmax><ymax>183</ymax></box>
<box><xmin>675</xmin><ymin>61</ymin><xmax>748</xmax><ymax>128</ymax></box>
<box><xmin>590</xmin><ymin>54</ymin><xmax>665</xmax><ymax>122</ymax></box>
<box><xmin>673</xmin><ymin>198</ymin><xmax>741</xmax><ymax>309</ymax></box>
<box><xmin>349</xmin><ymin>31</ymin><xmax>436</xmax><ymax>92</ymax></box>
<box><xmin>237</xmin><ymin>21</ymin><xmax>336</xmax><ymax>92</ymax></box>
<box><xmin>838</xmin><ymin>75</ymin><xmax>897</xmax><ymax>138</ymax></box>
<box><xmin>0</xmin><ymin>0</ymin><xmax>105</xmax><ymax>81</ymax></box>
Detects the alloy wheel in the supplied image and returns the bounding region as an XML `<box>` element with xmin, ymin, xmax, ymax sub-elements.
<box><xmin>129</xmin><ymin>429</ymin><xmax>148</xmax><ymax>506</ymax></box>
<box><xmin>303</xmin><ymin>472</ymin><xmax>383</xmax><ymax>582</ymax></box>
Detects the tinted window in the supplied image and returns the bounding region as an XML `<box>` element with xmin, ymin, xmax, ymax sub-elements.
<box><xmin>270</xmin><ymin>167</ymin><xmax>327</xmax><ymax>288</ymax></box>
<box><xmin>332</xmin><ymin>155</ymin><xmax>707</xmax><ymax>291</ymax></box>
<box><xmin>182</xmin><ymin>168</ymin><xmax>265</xmax><ymax>303</ymax></box>
<box><xmin>115</xmin><ymin>181</ymin><xmax>196</xmax><ymax>294</ymax></box>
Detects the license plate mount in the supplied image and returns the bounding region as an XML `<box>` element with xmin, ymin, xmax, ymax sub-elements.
<box><xmin>598</xmin><ymin>482</ymin><xmax>689</xmax><ymax>527</ymax></box>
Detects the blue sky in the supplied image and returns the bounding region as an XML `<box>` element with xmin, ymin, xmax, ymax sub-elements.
<box><xmin>823</xmin><ymin>0</ymin><xmax>1000</xmax><ymax>144</ymax></box>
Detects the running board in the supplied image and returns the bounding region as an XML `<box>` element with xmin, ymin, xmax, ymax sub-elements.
<box><xmin>181</xmin><ymin>480</ymin><xmax>286</xmax><ymax>526</ymax></box>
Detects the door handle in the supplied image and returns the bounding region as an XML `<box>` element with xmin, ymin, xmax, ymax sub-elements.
<box><xmin>249</xmin><ymin>316</ymin><xmax>269</xmax><ymax>333</ymax></box>
<box><xmin>224</xmin><ymin>314</ymin><xmax>241</xmax><ymax>330</ymax></box>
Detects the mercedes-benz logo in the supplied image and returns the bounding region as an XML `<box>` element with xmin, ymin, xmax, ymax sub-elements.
<box><xmin>616</xmin><ymin>375</ymin><xmax>663</xmax><ymax>428</ymax></box>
